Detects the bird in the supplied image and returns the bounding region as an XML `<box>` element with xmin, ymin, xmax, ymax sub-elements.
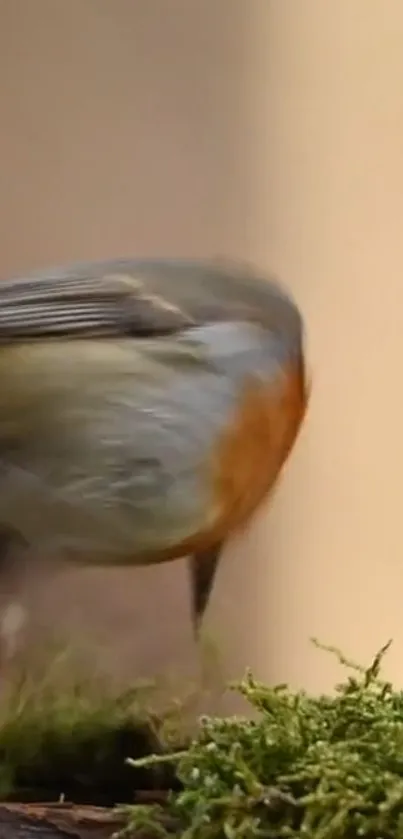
<box><xmin>0</xmin><ymin>258</ymin><xmax>308</xmax><ymax>636</ymax></box>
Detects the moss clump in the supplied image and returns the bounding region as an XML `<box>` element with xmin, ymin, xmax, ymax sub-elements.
<box><xmin>0</xmin><ymin>632</ymin><xmax>225</xmax><ymax>806</ymax></box>
<box><xmin>0</xmin><ymin>642</ymin><xmax>193</xmax><ymax>805</ymax></box>
<box><xmin>121</xmin><ymin>639</ymin><xmax>403</xmax><ymax>839</ymax></box>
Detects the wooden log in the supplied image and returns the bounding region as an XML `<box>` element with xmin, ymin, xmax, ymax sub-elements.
<box><xmin>0</xmin><ymin>801</ymin><xmax>173</xmax><ymax>839</ymax></box>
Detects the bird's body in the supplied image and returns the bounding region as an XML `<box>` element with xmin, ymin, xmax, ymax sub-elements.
<box><xmin>0</xmin><ymin>259</ymin><xmax>308</xmax><ymax>630</ymax></box>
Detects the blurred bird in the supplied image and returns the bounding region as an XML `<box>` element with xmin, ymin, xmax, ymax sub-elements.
<box><xmin>0</xmin><ymin>258</ymin><xmax>308</xmax><ymax>636</ymax></box>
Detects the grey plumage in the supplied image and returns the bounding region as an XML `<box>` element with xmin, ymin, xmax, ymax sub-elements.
<box><xmin>0</xmin><ymin>258</ymin><xmax>307</xmax><ymax>633</ymax></box>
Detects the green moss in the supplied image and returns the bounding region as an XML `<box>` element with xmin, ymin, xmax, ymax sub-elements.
<box><xmin>0</xmin><ymin>632</ymin><xmax>226</xmax><ymax>805</ymax></box>
<box><xmin>0</xmin><ymin>640</ymin><xmax>194</xmax><ymax>805</ymax></box>
<box><xmin>121</xmin><ymin>639</ymin><xmax>403</xmax><ymax>839</ymax></box>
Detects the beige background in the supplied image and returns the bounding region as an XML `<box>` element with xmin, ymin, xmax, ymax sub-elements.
<box><xmin>0</xmin><ymin>0</ymin><xmax>402</xmax><ymax>694</ymax></box>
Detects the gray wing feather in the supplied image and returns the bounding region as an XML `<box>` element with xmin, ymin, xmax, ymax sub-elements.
<box><xmin>3</xmin><ymin>258</ymin><xmax>303</xmax><ymax>350</ymax></box>
<box><xmin>0</xmin><ymin>272</ymin><xmax>192</xmax><ymax>340</ymax></box>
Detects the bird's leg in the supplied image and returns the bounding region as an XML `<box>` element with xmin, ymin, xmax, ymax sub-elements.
<box><xmin>188</xmin><ymin>545</ymin><xmax>221</xmax><ymax>638</ymax></box>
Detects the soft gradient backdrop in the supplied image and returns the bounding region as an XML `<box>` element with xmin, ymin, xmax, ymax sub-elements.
<box><xmin>0</xmin><ymin>0</ymin><xmax>402</xmax><ymax>693</ymax></box>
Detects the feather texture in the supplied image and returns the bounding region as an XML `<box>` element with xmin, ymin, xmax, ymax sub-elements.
<box><xmin>0</xmin><ymin>258</ymin><xmax>308</xmax><ymax>630</ymax></box>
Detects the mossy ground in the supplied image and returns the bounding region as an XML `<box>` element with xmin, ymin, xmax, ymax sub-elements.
<box><xmin>121</xmin><ymin>640</ymin><xmax>403</xmax><ymax>839</ymax></box>
<box><xmin>3</xmin><ymin>636</ymin><xmax>403</xmax><ymax>839</ymax></box>
<box><xmin>0</xmin><ymin>638</ymin><xmax>204</xmax><ymax>806</ymax></box>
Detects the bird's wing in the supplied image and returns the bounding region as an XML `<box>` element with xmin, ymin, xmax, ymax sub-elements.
<box><xmin>1</xmin><ymin>257</ymin><xmax>304</xmax><ymax>342</ymax></box>
<box><xmin>0</xmin><ymin>271</ymin><xmax>192</xmax><ymax>341</ymax></box>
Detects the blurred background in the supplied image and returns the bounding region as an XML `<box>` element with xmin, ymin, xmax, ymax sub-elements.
<box><xmin>0</xmin><ymin>0</ymin><xmax>403</xmax><ymax>694</ymax></box>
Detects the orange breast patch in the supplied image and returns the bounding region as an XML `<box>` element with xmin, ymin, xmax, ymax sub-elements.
<box><xmin>147</xmin><ymin>356</ymin><xmax>308</xmax><ymax>562</ymax></box>
<box><xmin>210</xmin><ymin>357</ymin><xmax>307</xmax><ymax>536</ymax></box>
